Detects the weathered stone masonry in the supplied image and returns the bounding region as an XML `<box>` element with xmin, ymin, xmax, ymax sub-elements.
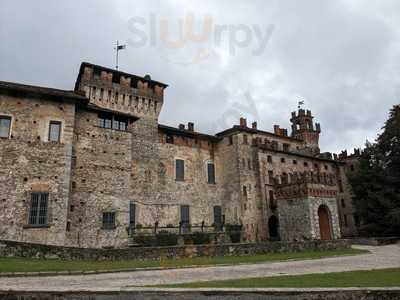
<box><xmin>0</xmin><ymin>63</ymin><xmax>356</xmax><ymax>248</ymax></box>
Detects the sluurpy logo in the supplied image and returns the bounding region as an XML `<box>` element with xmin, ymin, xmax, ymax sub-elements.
<box><xmin>127</xmin><ymin>13</ymin><xmax>275</xmax><ymax>66</ymax></box>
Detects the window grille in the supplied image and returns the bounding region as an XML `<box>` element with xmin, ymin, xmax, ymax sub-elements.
<box><xmin>29</xmin><ymin>193</ymin><xmax>48</xmax><ymax>226</ymax></box>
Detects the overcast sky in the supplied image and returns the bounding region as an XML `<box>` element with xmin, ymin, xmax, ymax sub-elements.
<box><xmin>1</xmin><ymin>0</ymin><xmax>399</xmax><ymax>153</ymax></box>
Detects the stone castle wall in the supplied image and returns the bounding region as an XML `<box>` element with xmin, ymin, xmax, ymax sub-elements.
<box><xmin>0</xmin><ymin>94</ymin><xmax>75</xmax><ymax>246</ymax></box>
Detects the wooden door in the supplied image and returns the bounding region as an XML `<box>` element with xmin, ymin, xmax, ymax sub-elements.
<box><xmin>318</xmin><ymin>205</ymin><xmax>332</xmax><ymax>240</ymax></box>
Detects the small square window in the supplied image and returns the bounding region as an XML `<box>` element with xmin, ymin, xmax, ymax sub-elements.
<box><xmin>49</xmin><ymin>121</ymin><xmax>61</xmax><ymax>142</ymax></box>
<box><xmin>102</xmin><ymin>212</ymin><xmax>116</xmax><ymax>230</ymax></box>
<box><xmin>0</xmin><ymin>116</ymin><xmax>11</xmax><ymax>138</ymax></box>
<box><xmin>280</xmin><ymin>158</ymin><xmax>285</xmax><ymax>163</ymax></box>
<box><xmin>293</xmin><ymin>160</ymin><xmax>297</xmax><ymax>165</ymax></box>
<box><xmin>166</xmin><ymin>134</ymin><xmax>174</xmax><ymax>144</ymax></box>
<box><xmin>304</xmin><ymin>162</ymin><xmax>309</xmax><ymax>167</ymax></box>
<box><xmin>267</xmin><ymin>155</ymin><xmax>272</xmax><ymax>163</ymax></box>
<box><xmin>324</xmin><ymin>165</ymin><xmax>329</xmax><ymax>170</ymax></box>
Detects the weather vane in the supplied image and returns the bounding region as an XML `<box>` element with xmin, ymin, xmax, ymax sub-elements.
<box><xmin>298</xmin><ymin>99</ymin><xmax>305</xmax><ymax>109</ymax></box>
<box><xmin>114</xmin><ymin>41</ymin><xmax>126</xmax><ymax>70</ymax></box>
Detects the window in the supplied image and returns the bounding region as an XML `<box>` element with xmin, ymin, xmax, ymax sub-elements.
<box><xmin>166</xmin><ymin>134</ymin><xmax>174</xmax><ymax>144</ymax></box>
<box><xmin>344</xmin><ymin>214</ymin><xmax>348</xmax><ymax>227</ymax></box>
<box><xmin>98</xmin><ymin>113</ymin><xmax>128</xmax><ymax>131</ymax></box>
<box><xmin>281</xmin><ymin>173</ymin><xmax>288</xmax><ymax>184</ymax></box>
<box><xmin>129</xmin><ymin>202</ymin><xmax>136</xmax><ymax>233</ymax></box>
<box><xmin>243</xmin><ymin>186</ymin><xmax>247</xmax><ymax>197</ymax></box>
<box><xmin>176</xmin><ymin>159</ymin><xmax>185</xmax><ymax>181</ymax></box>
<box><xmin>314</xmin><ymin>163</ymin><xmax>319</xmax><ymax>169</ymax></box>
<box><xmin>280</xmin><ymin>157</ymin><xmax>285</xmax><ymax>163</ymax></box>
<box><xmin>350</xmin><ymin>165</ymin><xmax>355</xmax><ymax>172</ymax></box>
<box><xmin>324</xmin><ymin>165</ymin><xmax>329</xmax><ymax>171</ymax></box>
<box><xmin>0</xmin><ymin>116</ymin><xmax>11</xmax><ymax>138</ymax></box>
<box><xmin>268</xmin><ymin>170</ymin><xmax>274</xmax><ymax>184</ymax></box>
<box><xmin>180</xmin><ymin>205</ymin><xmax>190</xmax><ymax>232</ymax></box>
<box><xmin>338</xmin><ymin>179</ymin><xmax>344</xmax><ymax>192</ymax></box>
<box><xmin>293</xmin><ymin>160</ymin><xmax>297</xmax><ymax>165</ymax></box>
<box><xmin>341</xmin><ymin>199</ymin><xmax>346</xmax><ymax>208</ymax></box>
<box><xmin>283</xmin><ymin>143</ymin><xmax>290</xmax><ymax>152</ymax></box>
<box><xmin>207</xmin><ymin>163</ymin><xmax>216</xmax><ymax>184</ymax></box>
<box><xmin>267</xmin><ymin>155</ymin><xmax>272</xmax><ymax>163</ymax></box>
<box><xmin>113</xmin><ymin>116</ymin><xmax>128</xmax><ymax>131</ymax></box>
<box><xmin>48</xmin><ymin>121</ymin><xmax>61</xmax><ymax>142</ymax></box>
<box><xmin>98</xmin><ymin>113</ymin><xmax>112</xmax><ymax>128</ymax></box>
<box><xmin>29</xmin><ymin>193</ymin><xmax>48</xmax><ymax>226</ymax></box>
<box><xmin>304</xmin><ymin>162</ymin><xmax>309</xmax><ymax>167</ymax></box>
<box><xmin>228</xmin><ymin>136</ymin><xmax>233</xmax><ymax>145</ymax></box>
<box><xmin>102</xmin><ymin>212</ymin><xmax>116</xmax><ymax>229</ymax></box>
<box><xmin>243</xmin><ymin>134</ymin><xmax>248</xmax><ymax>144</ymax></box>
<box><xmin>213</xmin><ymin>206</ymin><xmax>222</xmax><ymax>230</ymax></box>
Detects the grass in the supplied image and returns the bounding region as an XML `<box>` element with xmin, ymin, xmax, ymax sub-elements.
<box><xmin>0</xmin><ymin>248</ymin><xmax>368</xmax><ymax>273</ymax></box>
<box><xmin>158</xmin><ymin>268</ymin><xmax>400</xmax><ymax>288</ymax></box>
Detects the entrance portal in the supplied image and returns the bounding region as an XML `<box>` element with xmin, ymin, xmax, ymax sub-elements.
<box><xmin>318</xmin><ymin>205</ymin><xmax>332</xmax><ymax>240</ymax></box>
<box><xmin>268</xmin><ymin>215</ymin><xmax>279</xmax><ymax>240</ymax></box>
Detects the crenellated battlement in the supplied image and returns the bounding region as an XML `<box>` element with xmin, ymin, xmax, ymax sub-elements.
<box><xmin>74</xmin><ymin>62</ymin><xmax>168</xmax><ymax>120</ymax></box>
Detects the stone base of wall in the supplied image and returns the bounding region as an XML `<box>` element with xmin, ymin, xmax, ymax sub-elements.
<box><xmin>0</xmin><ymin>289</ymin><xmax>399</xmax><ymax>300</ymax></box>
<box><xmin>0</xmin><ymin>239</ymin><xmax>350</xmax><ymax>261</ymax></box>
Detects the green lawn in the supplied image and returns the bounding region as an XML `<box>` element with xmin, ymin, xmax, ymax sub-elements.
<box><xmin>159</xmin><ymin>268</ymin><xmax>400</xmax><ymax>288</ymax></box>
<box><xmin>0</xmin><ymin>248</ymin><xmax>367</xmax><ymax>273</ymax></box>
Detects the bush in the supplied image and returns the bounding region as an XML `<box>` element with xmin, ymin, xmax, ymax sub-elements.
<box><xmin>156</xmin><ymin>230</ymin><xmax>178</xmax><ymax>246</ymax></box>
<box><xmin>226</xmin><ymin>224</ymin><xmax>242</xmax><ymax>243</ymax></box>
<box><xmin>191</xmin><ymin>232</ymin><xmax>210</xmax><ymax>245</ymax></box>
<box><xmin>133</xmin><ymin>234</ymin><xmax>156</xmax><ymax>246</ymax></box>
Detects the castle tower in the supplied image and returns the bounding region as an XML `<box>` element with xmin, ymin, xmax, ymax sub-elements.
<box><xmin>290</xmin><ymin>109</ymin><xmax>321</xmax><ymax>154</ymax></box>
<box><xmin>74</xmin><ymin>62</ymin><xmax>167</xmax><ymax>121</ymax></box>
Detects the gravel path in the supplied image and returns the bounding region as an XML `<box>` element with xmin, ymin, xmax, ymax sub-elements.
<box><xmin>0</xmin><ymin>244</ymin><xmax>399</xmax><ymax>291</ymax></box>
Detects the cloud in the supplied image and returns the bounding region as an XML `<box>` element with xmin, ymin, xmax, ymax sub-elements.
<box><xmin>1</xmin><ymin>0</ymin><xmax>399</xmax><ymax>153</ymax></box>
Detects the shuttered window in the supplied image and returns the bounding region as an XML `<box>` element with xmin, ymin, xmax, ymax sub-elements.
<box><xmin>176</xmin><ymin>159</ymin><xmax>185</xmax><ymax>181</ymax></box>
<box><xmin>207</xmin><ymin>163</ymin><xmax>216</xmax><ymax>184</ymax></box>
<box><xmin>29</xmin><ymin>193</ymin><xmax>49</xmax><ymax>226</ymax></box>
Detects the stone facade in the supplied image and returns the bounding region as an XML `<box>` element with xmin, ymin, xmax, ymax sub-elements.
<box><xmin>0</xmin><ymin>63</ymin><xmax>355</xmax><ymax>248</ymax></box>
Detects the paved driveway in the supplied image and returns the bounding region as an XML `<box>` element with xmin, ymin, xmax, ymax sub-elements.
<box><xmin>0</xmin><ymin>244</ymin><xmax>399</xmax><ymax>291</ymax></box>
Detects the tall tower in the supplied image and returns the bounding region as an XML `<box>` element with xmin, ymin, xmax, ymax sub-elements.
<box><xmin>290</xmin><ymin>109</ymin><xmax>321</xmax><ymax>154</ymax></box>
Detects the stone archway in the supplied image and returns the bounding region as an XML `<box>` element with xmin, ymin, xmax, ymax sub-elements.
<box><xmin>318</xmin><ymin>205</ymin><xmax>332</xmax><ymax>240</ymax></box>
<box><xmin>268</xmin><ymin>215</ymin><xmax>280</xmax><ymax>240</ymax></box>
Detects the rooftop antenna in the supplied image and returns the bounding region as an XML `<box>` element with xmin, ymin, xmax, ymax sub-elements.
<box><xmin>114</xmin><ymin>40</ymin><xmax>126</xmax><ymax>70</ymax></box>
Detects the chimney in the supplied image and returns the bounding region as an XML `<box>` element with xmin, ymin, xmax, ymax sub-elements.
<box><xmin>178</xmin><ymin>124</ymin><xmax>185</xmax><ymax>130</ymax></box>
<box><xmin>239</xmin><ymin>117</ymin><xmax>247</xmax><ymax>128</ymax></box>
<box><xmin>188</xmin><ymin>122</ymin><xmax>194</xmax><ymax>132</ymax></box>
<box><xmin>273</xmin><ymin>125</ymin><xmax>280</xmax><ymax>135</ymax></box>
<box><xmin>252</xmin><ymin>121</ymin><xmax>257</xmax><ymax>129</ymax></box>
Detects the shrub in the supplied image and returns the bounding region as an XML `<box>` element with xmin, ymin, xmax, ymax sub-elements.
<box><xmin>133</xmin><ymin>234</ymin><xmax>156</xmax><ymax>246</ymax></box>
<box><xmin>156</xmin><ymin>230</ymin><xmax>178</xmax><ymax>246</ymax></box>
<box><xmin>191</xmin><ymin>232</ymin><xmax>210</xmax><ymax>245</ymax></box>
<box><xmin>226</xmin><ymin>224</ymin><xmax>242</xmax><ymax>243</ymax></box>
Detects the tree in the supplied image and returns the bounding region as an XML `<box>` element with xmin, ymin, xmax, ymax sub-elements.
<box><xmin>348</xmin><ymin>105</ymin><xmax>400</xmax><ymax>236</ymax></box>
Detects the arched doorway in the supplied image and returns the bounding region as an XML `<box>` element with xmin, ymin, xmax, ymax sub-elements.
<box><xmin>268</xmin><ymin>216</ymin><xmax>279</xmax><ymax>240</ymax></box>
<box><xmin>318</xmin><ymin>205</ymin><xmax>332</xmax><ymax>240</ymax></box>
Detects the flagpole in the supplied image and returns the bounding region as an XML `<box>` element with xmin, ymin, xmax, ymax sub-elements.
<box><xmin>116</xmin><ymin>40</ymin><xmax>119</xmax><ymax>70</ymax></box>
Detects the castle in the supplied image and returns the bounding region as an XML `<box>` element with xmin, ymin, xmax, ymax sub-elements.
<box><xmin>0</xmin><ymin>63</ymin><xmax>358</xmax><ymax>248</ymax></box>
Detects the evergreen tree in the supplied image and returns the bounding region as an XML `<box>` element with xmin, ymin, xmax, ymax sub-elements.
<box><xmin>349</xmin><ymin>105</ymin><xmax>400</xmax><ymax>236</ymax></box>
